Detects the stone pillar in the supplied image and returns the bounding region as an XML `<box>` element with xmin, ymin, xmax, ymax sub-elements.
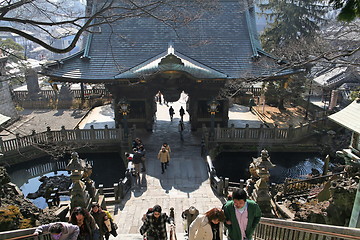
<box><xmin>188</xmin><ymin>95</ymin><xmax>198</xmax><ymax>131</ymax></box>
<box><xmin>329</xmin><ymin>90</ymin><xmax>338</xmax><ymax>110</ymax></box>
<box><xmin>25</xmin><ymin>68</ymin><xmax>41</xmax><ymax>100</ymax></box>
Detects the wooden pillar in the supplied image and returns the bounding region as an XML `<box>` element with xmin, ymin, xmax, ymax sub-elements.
<box><xmin>189</xmin><ymin>95</ymin><xmax>198</xmax><ymax>131</ymax></box>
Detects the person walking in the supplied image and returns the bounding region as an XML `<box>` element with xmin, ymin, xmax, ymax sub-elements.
<box><xmin>189</xmin><ymin>208</ymin><xmax>226</xmax><ymax>240</ymax></box>
<box><xmin>138</xmin><ymin>145</ymin><xmax>146</xmax><ymax>172</ymax></box>
<box><xmin>222</xmin><ymin>189</ymin><xmax>261</xmax><ymax>240</ymax></box>
<box><xmin>33</xmin><ymin>222</ymin><xmax>79</xmax><ymax>240</ymax></box>
<box><xmin>140</xmin><ymin>205</ymin><xmax>173</xmax><ymax>240</ymax></box>
<box><xmin>90</xmin><ymin>203</ymin><xmax>110</xmax><ymax>240</ymax></box>
<box><xmin>157</xmin><ymin>146</ymin><xmax>170</xmax><ymax>174</ymax></box>
<box><xmin>179</xmin><ymin>106</ymin><xmax>185</xmax><ymax>121</ymax></box>
<box><xmin>169</xmin><ymin>106</ymin><xmax>175</xmax><ymax>121</ymax></box>
<box><xmin>69</xmin><ymin>207</ymin><xmax>100</xmax><ymax>240</ymax></box>
<box><xmin>162</xmin><ymin>143</ymin><xmax>171</xmax><ymax>155</ymax></box>
<box><xmin>162</xmin><ymin>142</ymin><xmax>171</xmax><ymax>168</ymax></box>
<box><xmin>132</xmin><ymin>148</ymin><xmax>142</xmax><ymax>184</ymax></box>
<box><xmin>181</xmin><ymin>206</ymin><xmax>199</xmax><ymax>235</ymax></box>
<box><xmin>178</xmin><ymin>120</ymin><xmax>185</xmax><ymax>141</ymax></box>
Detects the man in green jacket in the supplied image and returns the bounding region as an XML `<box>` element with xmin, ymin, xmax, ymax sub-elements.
<box><xmin>223</xmin><ymin>189</ymin><xmax>261</xmax><ymax>240</ymax></box>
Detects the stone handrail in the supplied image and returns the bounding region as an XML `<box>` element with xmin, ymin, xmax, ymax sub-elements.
<box><xmin>213</xmin><ymin>121</ymin><xmax>319</xmax><ymax>143</ymax></box>
<box><xmin>0</xmin><ymin>126</ymin><xmax>124</xmax><ymax>154</ymax></box>
<box><xmin>206</xmin><ymin>155</ymin><xmax>225</xmax><ymax>197</ymax></box>
<box><xmin>255</xmin><ymin>217</ymin><xmax>360</xmax><ymax>240</ymax></box>
<box><xmin>0</xmin><ymin>227</ymin><xmax>51</xmax><ymax>240</ymax></box>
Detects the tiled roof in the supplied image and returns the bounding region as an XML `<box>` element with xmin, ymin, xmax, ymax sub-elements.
<box><xmin>328</xmin><ymin>100</ymin><xmax>360</xmax><ymax>134</ymax></box>
<box><xmin>41</xmin><ymin>1</ymin><xmax>297</xmax><ymax>81</ymax></box>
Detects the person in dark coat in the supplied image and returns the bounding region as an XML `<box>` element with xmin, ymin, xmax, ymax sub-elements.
<box><xmin>69</xmin><ymin>207</ymin><xmax>100</xmax><ymax>240</ymax></box>
<box><xmin>140</xmin><ymin>205</ymin><xmax>173</xmax><ymax>240</ymax></box>
<box><xmin>90</xmin><ymin>203</ymin><xmax>110</xmax><ymax>240</ymax></box>
<box><xmin>169</xmin><ymin>106</ymin><xmax>175</xmax><ymax>121</ymax></box>
<box><xmin>179</xmin><ymin>106</ymin><xmax>185</xmax><ymax>121</ymax></box>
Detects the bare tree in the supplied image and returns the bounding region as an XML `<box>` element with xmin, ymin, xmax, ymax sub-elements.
<box><xmin>0</xmin><ymin>0</ymin><xmax>218</xmax><ymax>54</ymax></box>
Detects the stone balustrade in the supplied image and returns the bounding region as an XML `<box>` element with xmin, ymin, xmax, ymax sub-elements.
<box><xmin>0</xmin><ymin>125</ymin><xmax>124</xmax><ymax>154</ymax></box>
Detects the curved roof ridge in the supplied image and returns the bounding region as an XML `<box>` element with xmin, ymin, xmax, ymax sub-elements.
<box><xmin>115</xmin><ymin>46</ymin><xmax>227</xmax><ymax>79</ymax></box>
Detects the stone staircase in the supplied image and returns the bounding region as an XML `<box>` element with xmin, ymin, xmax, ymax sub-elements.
<box><xmin>110</xmin><ymin>233</ymin><xmax>187</xmax><ymax>240</ymax></box>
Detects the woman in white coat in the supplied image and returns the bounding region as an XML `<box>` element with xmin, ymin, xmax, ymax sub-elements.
<box><xmin>189</xmin><ymin>208</ymin><xmax>225</xmax><ymax>240</ymax></box>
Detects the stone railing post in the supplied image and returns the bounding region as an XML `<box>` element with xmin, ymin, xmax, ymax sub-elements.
<box><xmin>113</xmin><ymin>183</ymin><xmax>119</xmax><ymax>201</ymax></box>
<box><xmin>46</xmin><ymin>126</ymin><xmax>53</xmax><ymax>143</ymax></box>
<box><xmin>244</xmin><ymin>124</ymin><xmax>249</xmax><ymax>139</ymax></box>
<box><xmin>75</xmin><ymin>127</ymin><xmax>81</xmax><ymax>141</ymax></box>
<box><xmin>218</xmin><ymin>177</ymin><xmax>224</xmax><ymax>196</ymax></box>
<box><xmin>224</xmin><ymin>177</ymin><xmax>229</xmax><ymax>197</ymax></box>
<box><xmin>90</xmin><ymin>125</ymin><xmax>96</xmax><ymax>140</ymax></box>
<box><xmin>215</xmin><ymin>124</ymin><xmax>221</xmax><ymax>140</ymax></box>
<box><xmin>104</xmin><ymin>125</ymin><xmax>110</xmax><ymax>139</ymax></box>
<box><xmin>31</xmin><ymin>130</ymin><xmax>37</xmax><ymax>144</ymax></box>
<box><xmin>230</xmin><ymin>124</ymin><xmax>235</xmax><ymax>139</ymax></box>
<box><xmin>239</xmin><ymin>179</ymin><xmax>245</xmax><ymax>189</ymax></box>
<box><xmin>273</xmin><ymin>124</ymin><xmax>278</xmax><ymax>139</ymax></box>
<box><xmin>118</xmin><ymin>179</ymin><xmax>124</xmax><ymax>199</ymax></box>
<box><xmin>98</xmin><ymin>184</ymin><xmax>104</xmax><ymax>195</ymax></box>
<box><xmin>288</xmin><ymin>125</ymin><xmax>294</xmax><ymax>140</ymax></box>
<box><xmin>259</xmin><ymin>124</ymin><xmax>264</xmax><ymax>140</ymax></box>
<box><xmin>61</xmin><ymin>126</ymin><xmax>67</xmax><ymax>141</ymax></box>
<box><xmin>0</xmin><ymin>137</ymin><xmax>4</xmax><ymax>153</ymax></box>
<box><xmin>16</xmin><ymin>133</ymin><xmax>21</xmax><ymax>148</ymax></box>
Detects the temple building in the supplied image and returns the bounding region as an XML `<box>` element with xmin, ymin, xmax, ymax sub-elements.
<box><xmin>41</xmin><ymin>0</ymin><xmax>298</xmax><ymax>131</ymax></box>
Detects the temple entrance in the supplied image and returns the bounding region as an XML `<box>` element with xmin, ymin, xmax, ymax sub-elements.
<box><xmin>103</xmin><ymin>52</ymin><xmax>230</xmax><ymax>131</ymax></box>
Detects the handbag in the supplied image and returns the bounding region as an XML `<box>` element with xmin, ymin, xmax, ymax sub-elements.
<box><xmin>110</xmin><ymin>220</ymin><xmax>118</xmax><ymax>237</ymax></box>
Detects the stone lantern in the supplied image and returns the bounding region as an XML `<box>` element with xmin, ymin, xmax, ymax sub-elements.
<box><xmin>251</xmin><ymin>149</ymin><xmax>275</xmax><ymax>217</ymax></box>
<box><xmin>66</xmin><ymin>152</ymin><xmax>93</xmax><ymax>209</ymax></box>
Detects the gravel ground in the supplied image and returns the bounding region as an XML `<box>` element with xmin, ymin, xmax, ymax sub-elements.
<box><xmin>0</xmin><ymin>109</ymin><xmax>88</xmax><ymax>140</ymax></box>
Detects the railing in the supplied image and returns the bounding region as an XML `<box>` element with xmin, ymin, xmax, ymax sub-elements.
<box><xmin>213</xmin><ymin>121</ymin><xmax>319</xmax><ymax>143</ymax></box>
<box><xmin>283</xmin><ymin>172</ymin><xmax>345</xmax><ymax>197</ymax></box>
<box><xmin>206</xmin><ymin>155</ymin><xmax>225</xmax><ymax>197</ymax></box>
<box><xmin>254</xmin><ymin>217</ymin><xmax>360</xmax><ymax>240</ymax></box>
<box><xmin>2</xmin><ymin>217</ymin><xmax>360</xmax><ymax>240</ymax></box>
<box><xmin>13</xmin><ymin>88</ymin><xmax>111</xmax><ymax>101</ymax></box>
<box><xmin>98</xmin><ymin>161</ymin><xmax>132</xmax><ymax>202</ymax></box>
<box><xmin>0</xmin><ymin>125</ymin><xmax>124</xmax><ymax>154</ymax></box>
<box><xmin>0</xmin><ymin>228</ymin><xmax>50</xmax><ymax>240</ymax></box>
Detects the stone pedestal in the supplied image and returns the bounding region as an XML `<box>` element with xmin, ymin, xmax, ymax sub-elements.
<box><xmin>69</xmin><ymin>171</ymin><xmax>90</xmax><ymax>209</ymax></box>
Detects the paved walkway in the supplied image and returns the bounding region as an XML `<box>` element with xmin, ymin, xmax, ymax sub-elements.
<box><xmin>108</xmin><ymin>99</ymin><xmax>221</xmax><ymax>239</ymax></box>
<box><xmin>104</xmin><ymin>98</ymin><xmax>262</xmax><ymax>239</ymax></box>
